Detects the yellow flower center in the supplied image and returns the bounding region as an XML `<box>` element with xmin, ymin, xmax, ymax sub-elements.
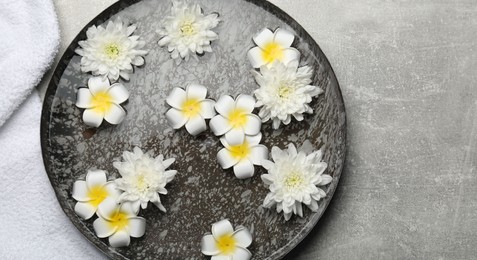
<box><xmin>91</xmin><ymin>91</ymin><xmax>113</xmax><ymax>113</ymax></box>
<box><xmin>180</xmin><ymin>22</ymin><xmax>195</xmax><ymax>36</ymax></box>
<box><xmin>216</xmin><ymin>234</ymin><xmax>237</xmax><ymax>255</ymax></box>
<box><xmin>278</xmin><ymin>84</ymin><xmax>293</xmax><ymax>99</ymax></box>
<box><xmin>284</xmin><ymin>172</ymin><xmax>305</xmax><ymax>190</ymax></box>
<box><xmin>181</xmin><ymin>98</ymin><xmax>201</xmax><ymax>118</ymax></box>
<box><xmin>135</xmin><ymin>174</ymin><xmax>150</xmax><ymax>192</ymax></box>
<box><xmin>108</xmin><ymin>210</ymin><xmax>130</xmax><ymax>231</ymax></box>
<box><xmin>228</xmin><ymin>108</ymin><xmax>248</xmax><ymax>128</ymax></box>
<box><xmin>229</xmin><ymin>141</ymin><xmax>251</xmax><ymax>160</ymax></box>
<box><xmin>262</xmin><ymin>42</ymin><xmax>284</xmax><ymax>63</ymax></box>
<box><xmin>104</xmin><ymin>43</ymin><xmax>120</xmax><ymax>59</ymax></box>
<box><xmin>87</xmin><ymin>185</ymin><xmax>109</xmax><ymax>208</ymax></box>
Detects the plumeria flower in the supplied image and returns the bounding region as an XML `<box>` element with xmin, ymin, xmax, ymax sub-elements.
<box><xmin>157</xmin><ymin>1</ymin><xmax>220</xmax><ymax>61</ymax></box>
<box><xmin>261</xmin><ymin>143</ymin><xmax>331</xmax><ymax>221</ymax></box>
<box><xmin>93</xmin><ymin>197</ymin><xmax>146</xmax><ymax>247</ymax></box>
<box><xmin>76</xmin><ymin>76</ymin><xmax>129</xmax><ymax>127</ymax></box>
<box><xmin>72</xmin><ymin>169</ymin><xmax>121</xmax><ymax>220</ymax></box>
<box><xmin>201</xmin><ymin>219</ymin><xmax>253</xmax><ymax>260</ymax></box>
<box><xmin>209</xmin><ymin>94</ymin><xmax>261</xmax><ymax>146</ymax></box>
<box><xmin>247</xmin><ymin>28</ymin><xmax>300</xmax><ymax>68</ymax></box>
<box><xmin>217</xmin><ymin>133</ymin><xmax>268</xmax><ymax>179</ymax></box>
<box><xmin>165</xmin><ymin>83</ymin><xmax>216</xmax><ymax>136</ymax></box>
<box><xmin>75</xmin><ymin>18</ymin><xmax>148</xmax><ymax>81</ymax></box>
<box><xmin>113</xmin><ymin>147</ymin><xmax>177</xmax><ymax>213</ymax></box>
<box><xmin>252</xmin><ymin>60</ymin><xmax>323</xmax><ymax>129</ymax></box>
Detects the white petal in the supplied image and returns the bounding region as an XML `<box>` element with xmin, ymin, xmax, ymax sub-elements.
<box><xmin>245</xmin><ymin>132</ymin><xmax>262</xmax><ymax>145</ymax></box>
<box><xmin>186</xmin><ymin>83</ymin><xmax>207</xmax><ymax>100</ymax></box>
<box><xmin>212</xmin><ymin>219</ymin><xmax>234</xmax><ymax>239</ymax></box>
<box><xmin>82</xmin><ymin>108</ymin><xmax>104</xmax><ymax>127</ymax></box>
<box><xmin>72</xmin><ymin>180</ymin><xmax>89</xmax><ymax>201</ymax></box>
<box><xmin>253</xmin><ymin>28</ymin><xmax>274</xmax><ymax>48</ymax></box>
<box><xmin>232</xmin><ymin>247</ymin><xmax>252</xmax><ymax>260</ymax></box>
<box><xmin>76</xmin><ymin>88</ymin><xmax>93</xmax><ymax>108</ymax></box>
<box><xmin>243</xmin><ymin>114</ymin><xmax>261</xmax><ymax>136</ymax></box>
<box><xmin>86</xmin><ymin>169</ymin><xmax>107</xmax><ymax>189</ymax></box>
<box><xmin>247</xmin><ymin>46</ymin><xmax>266</xmax><ymax>68</ymax></box>
<box><xmin>282</xmin><ymin>48</ymin><xmax>301</xmax><ymax>64</ymax></box>
<box><xmin>233</xmin><ymin>160</ymin><xmax>254</xmax><ymax>179</ymax></box>
<box><xmin>320</xmin><ymin>174</ymin><xmax>332</xmax><ymax>186</ymax></box>
<box><xmin>215</xmin><ymin>95</ymin><xmax>235</xmax><ymax>116</ymax></box>
<box><xmin>209</xmin><ymin>115</ymin><xmax>232</xmax><ymax>136</ymax></box>
<box><xmin>287</xmin><ymin>143</ymin><xmax>298</xmax><ymax>157</ymax></box>
<box><xmin>233</xmin><ymin>228</ymin><xmax>252</xmax><ymax>248</ymax></box>
<box><xmin>109</xmin><ymin>230</ymin><xmax>131</xmax><ymax>247</ymax></box>
<box><xmin>132</xmin><ymin>56</ymin><xmax>145</xmax><ymax>66</ymax></box>
<box><xmin>185</xmin><ymin>116</ymin><xmax>207</xmax><ymax>136</ymax></box>
<box><xmin>200</xmin><ymin>99</ymin><xmax>216</xmax><ymax>119</ymax></box>
<box><xmin>120</xmin><ymin>200</ymin><xmax>140</xmax><ymax>217</ymax></box>
<box><xmin>273</xmin><ymin>28</ymin><xmax>295</xmax><ymax>47</ymax></box>
<box><xmin>97</xmin><ymin>197</ymin><xmax>119</xmax><ymax>220</ymax></box>
<box><xmin>107</xmin><ymin>83</ymin><xmax>129</xmax><ymax>104</ymax></box>
<box><xmin>74</xmin><ymin>202</ymin><xmax>96</xmax><ymax>220</ymax></box>
<box><xmin>225</xmin><ymin>128</ymin><xmax>244</xmax><ymax>146</ymax></box>
<box><xmin>88</xmin><ymin>76</ymin><xmax>110</xmax><ymax>95</ymax></box>
<box><xmin>166</xmin><ymin>87</ymin><xmax>187</xmax><ymax>109</ymax></box>
<box><xmin>93</xmin><ymin>217</ymin><xmax>116</xmax><ymax>238</ymax></box>
<box><xmin>211</xmin><ymin>256</ymin><xmax>231</xmax><ymax>260</ymax></box>
<box><xmin>235</xmin><ymin>94</ymin><xmax>255</xmax><ymax>113</ymax></box>
<box><xmin>104</xmin><ymin>104</ymin><xmax>126</xmax><ymax>125</ymax></box>
<box><xmin>104</xmin><ymin>182</ymin><xmax>121</xmax><ymax>199</ymax></box>
<box><xmin>165</xmin><ymin>108</ymin><xmax>187</xmax><ymax>129</ymax></box>
<box><xmin>250</xmin><ymin>145</ymin><xmax>268</xmax><ymax>166</ymax></box>
<box><xmin>201</xmin><ymin>234</ymin><xmax>219</xmax><ymax>256</ymax></box>
<box><xmin>217</xmin><ymin>148</ymin><xmax>239</xmax><ymax>169</ymax></box>
<box><xmin>127</xmin><ymin>217</ymin><xmax>146</xmax><ymax>237</ymax></box>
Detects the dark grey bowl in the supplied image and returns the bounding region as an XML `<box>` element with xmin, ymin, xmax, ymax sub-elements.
<box><xmin>40</xmin><ymin>0</ymin><xmax>346</xmax><ymax>259</ymax></box>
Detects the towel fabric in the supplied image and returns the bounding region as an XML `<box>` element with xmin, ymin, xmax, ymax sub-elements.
<box><xmin>0</xmin><ymin>0</ymin><xmax>105</xmax><ymax>258</ymax></box>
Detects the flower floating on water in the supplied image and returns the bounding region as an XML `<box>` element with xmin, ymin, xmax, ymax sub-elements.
<box><xmin>217</xmin><ymin>133</ymin><xmax>268</xmax><ymax>179</ymax></box>
<box><xmin>252</xmin><ymin>60</ymin><xmax>323</xmax><ymax>129</ymax></box>
<box><xmin>113</xmin><ymin>147</ymin><xmax>177</xmax><ymax>213</ymax></box>
<box><xmin>209</xmin><ymin>94</ymin><xmax>261</xmax><ymax>146</ymax></box>
<box><xmin>93</xmin><ymin>197</ymin><xmax>146</xmax><ymax>247</ymax></box>
<box><xmin>76</xmin><ymin>76</ymin><xmax>129</xmax><ymax>127</ymax></box>
<box><xmin>201</xmin><ymin>219</ymin><xmax>253</xmax><ymax>260</ymax></box>
<box><xmin>261</xmin><ymin>143</ymin><xmax>331</xmax><ymax>221</ymax></box>
<box><xmin>75</xmin><ymin>19</ymin><xmax>148</xmax><ymax>81</ymax></box>
<box><xmin>72</xmin><ymin>169</ymin><xmax>121</xmax><ymax>220</ymax></box>
<box><xmin>247</xmin><ymin>28</ymin><xmax>300</xmax><ymax>68</ymax></box>
<box><xmin>158</xmin><ymin>1</ymin><xmax>220</xmax><ymax>61</ymax></box>
<box><xmin>165</xmin><ymin>83</ymin><xmax>216</xmax><ymax>136</ymax></box>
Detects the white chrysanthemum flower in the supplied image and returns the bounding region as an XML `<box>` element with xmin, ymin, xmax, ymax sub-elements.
<box><xmin>165</xmin><ymin>83</ymin><xmax>216</xmax><ymax>136</ymax></box>
<box><xmin>76</xmin><ymin>76</ymin><xmax>129</xmax><ymax>127</ymax></box>
<box><xmin>113</xmin><ymin>147</ymin><xmax>177</xmax><ymax>213</ymax></box>
<box><xmin>261</xmin><ymin>143</ymin><xmax>331</xmax><ymax>221</ymax></box>
<box><xmin>247</xmin><ymin>28</ymin><xmax>300</xmax><ymax>68</ymax></box>
<box><xmin>72</xmin><ymin>169</ymin><xmax>122</xmax><ymax>220</ymax></box>
<box><xmin>157</xmin><ymin>1</ymin><xmax>220</xmax><ymax>61</ymax></box>
<box><xmin>209</xmin><ymin>94</ymin><xmax>261</xmax><ymax>146</ymax></box>
<box><xmin>201</xmin><ymin>219</ymin><xmax>253</xmax><ymax>260</ymax></box>
<box><xmin>252</xmin><ymin>60</ymin><xmax>323</xmax><ymax>129</ymax></box>
<box><xmin>75</xmin><ymin>19</ymin><xmax>148</xmax><ymax>81</ymax></box>
<box><xmin>217</xmin><ymin>133</ymin><xmax>268</xmax><ymax>179</ymax></box>
<box><xmin>93</xmin><ymin>197</ymin><xmax>146</xmax><ymax>248</ymax></box>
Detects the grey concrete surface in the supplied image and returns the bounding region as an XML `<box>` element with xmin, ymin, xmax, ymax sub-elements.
<box><xmin>39</xmin><ymin>0</ymin><xmax>477</xmax><ymax>259</ymax></box>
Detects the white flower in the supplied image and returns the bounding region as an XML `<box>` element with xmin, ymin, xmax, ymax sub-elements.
<box><xmin>157</xmin><ymin>1</ymin><xmax>220</xmax><ymax>61</ymax></box>
<box><xmin>252</xmin><ymin>60</ymin><xmax>323</xmax><ymax>129</ymax></box>
<box><xmin>209</xmin><ymin>94</ymin><xmax>261</xmax><ymax>146</ymax></box>
<box><xmin>217</xmin><ymin>133</ymin><xmax>268</xmax><ymax>179</ymax></box>
<box><xmin>113</xmin><ymin>147</ymin><xmax>177</xmax><ymax>213</ymax></box>
<box><xmin>75</xmin><ymin>76</ymin><xmax>129</xmax><ymax>127</ymax></box>
<box><xmin>72</xmin><ymin>169</ymin><xmax>122</xmax><ymax>220</ymax></box>
<box><xmin>261</xmin><ymin>143</ymin><xmax>331</xmax><ymax>221</ymax></box>
<box><xmin>247</xmin><ymin>28</ymin><xmax>300</xmax><ymax>68</ymax></box>
<box><xmin>165</xmin><ymin>83</ymin><xmax>216</xmax><ymax>136</ymax></box>
<box><xmin>93</xmin><ymin>197</ymin><xmax>146</xmax><ymax>247</ymax></box>
<box><xmin>201</xmin><ymin>219</ymin><xmax>253</xmax><ymax>260</ymax></box>
<box><xmin>75</xmin><ymin>19</ymin><xmax>148</xmax><ymax>81</ymax></box>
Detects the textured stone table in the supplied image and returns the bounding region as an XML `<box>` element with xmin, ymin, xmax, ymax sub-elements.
<box><xmin>40</xmin><ymin>0</ymin><xmax>477</xmax><ymax>259</ymax></box>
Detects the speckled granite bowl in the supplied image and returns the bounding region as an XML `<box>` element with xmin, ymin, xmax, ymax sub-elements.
<box><xmin>40</xmin><ymin>0</ymin><xmax>346</xmax><ymax>259</ymax></box>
